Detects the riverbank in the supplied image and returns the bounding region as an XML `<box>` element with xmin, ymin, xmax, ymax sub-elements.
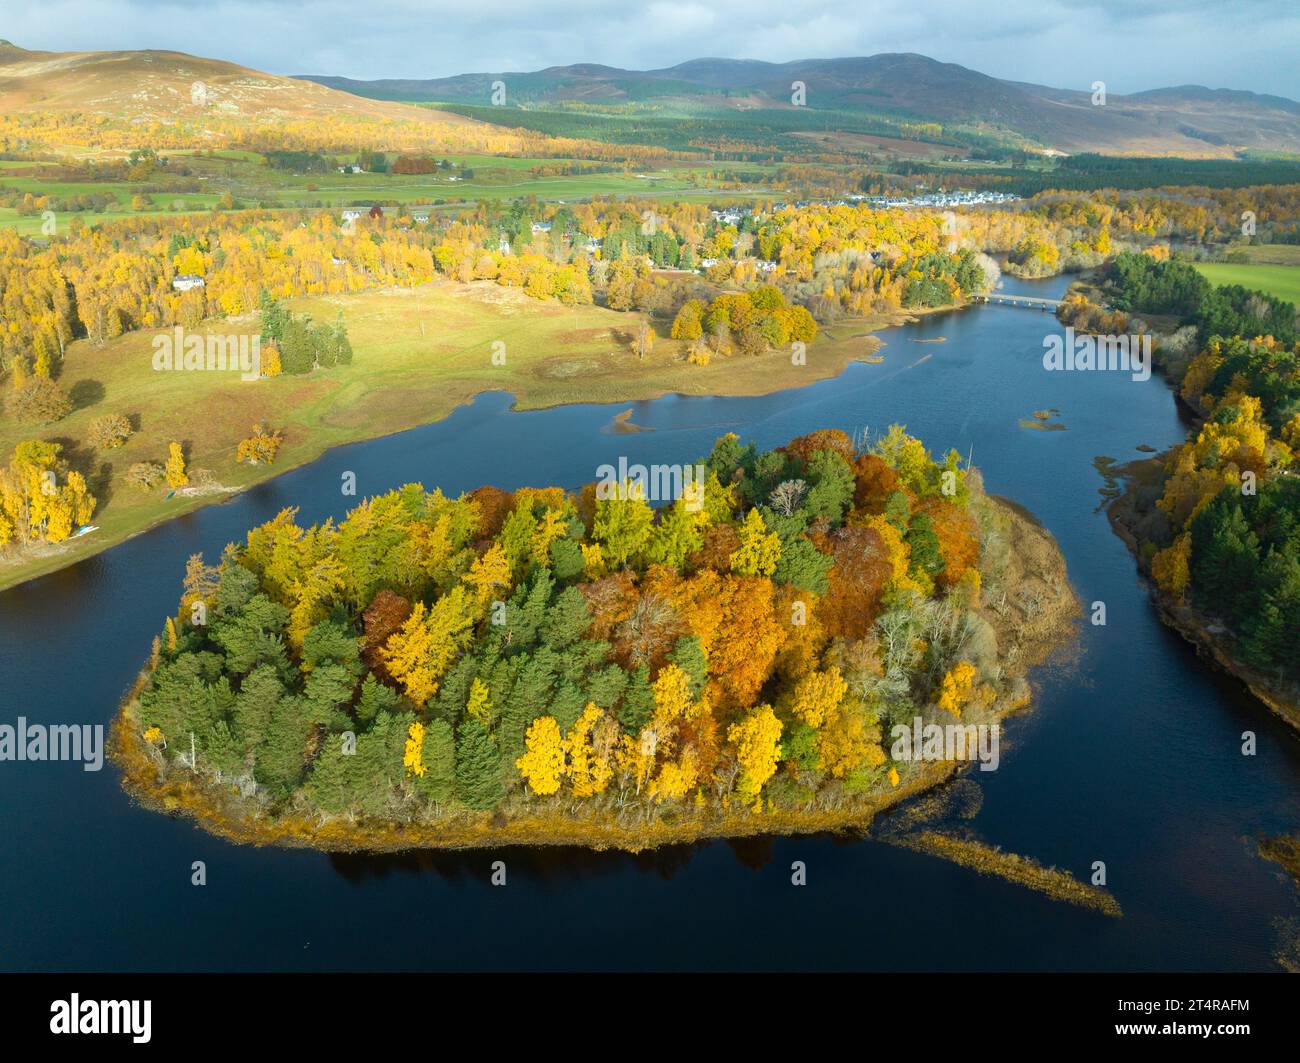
<box><xmin>1082</xmin><ymin>276</ymin><xmax>1300</xmax><ymax>731</ymax></box>
<box><xmin>112</xmin><ymin>492</ymin><xmax>1079</xmax><ymax>854</ymax></box>
<box><xmin>0</xmin><ymin>279</ymin><xmax>925</xmax><ymax>593</ymax></box>
<box><xmin>1107</xmin><ymin>461</ymin><xmax>1300</xmax><ymax>732</ymax></box>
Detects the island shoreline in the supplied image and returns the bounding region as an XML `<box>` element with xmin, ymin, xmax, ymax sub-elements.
<box><xmin>111</xmin><ymin>493</ymin><xmax>1080</xmax><ymax>854</ymax></box>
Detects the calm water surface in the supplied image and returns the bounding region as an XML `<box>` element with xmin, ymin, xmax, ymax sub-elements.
<box><xmin>3</xmin><ymin>274</ymin><xmax>1299</xmax><ymax>971</ymax></box>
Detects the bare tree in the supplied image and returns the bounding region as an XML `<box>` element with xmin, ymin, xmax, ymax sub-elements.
<box><xmin>768</xmin><ymin>479</ymin><xmax>808</xmax><ymax>517</ymax></box>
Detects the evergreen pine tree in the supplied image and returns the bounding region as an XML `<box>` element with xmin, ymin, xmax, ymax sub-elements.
<box><xmin>456</xmin><ymin>718</ymin><xmax>504</xmax><ymax>810</ymax></box>
<box><xmin>619</xmin><ymin>662</ymin><xmax>655</xmax><ymax>733</ymax></box>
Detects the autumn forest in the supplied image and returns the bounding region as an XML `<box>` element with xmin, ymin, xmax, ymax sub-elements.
<box><xmin>3</xmin><ymin>12</ymin><xmax>1300</xmax><ymax>991</ymax></box>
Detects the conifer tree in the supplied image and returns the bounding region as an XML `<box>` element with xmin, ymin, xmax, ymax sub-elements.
<box><xmin>456</xmin><ymin>718</ymin><xmax>504</xmax><ymax>810</ymax></box>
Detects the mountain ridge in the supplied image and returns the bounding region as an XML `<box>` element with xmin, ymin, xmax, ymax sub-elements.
<box><xmin>298</xmin><ymin>53</ymin><xmax>1300</xmax><ymax>156</ymax></box>
<box><xmin>1</xmin><ymin>40</ymin><xmax>1297</xmax><ymax>157</ymax></box>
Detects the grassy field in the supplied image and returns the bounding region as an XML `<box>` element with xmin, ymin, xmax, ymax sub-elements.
<box><xmin>1219</xmin><ymin>243</ymin><xmax>1300</xmax><ymax>265</ymax></box>
<box><xmin>0</xmin><ymin>281</ymin><xmax>905</xmax><ymax>590</ymax></box>
<box><xmin>0</xmin><ymin>150</ymin><xmax>773</xmax><ymax>234</ymax></box>
<box><xmin>1194</xmin><ymin>261</ymin><xmax>1300</xmax><ymax>304</ymax></box>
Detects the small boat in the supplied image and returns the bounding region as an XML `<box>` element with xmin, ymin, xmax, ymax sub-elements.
<box><xmin>71</xmin><ymin>524</ymin><xmax>99</xmax><ymax>538</ymax></box>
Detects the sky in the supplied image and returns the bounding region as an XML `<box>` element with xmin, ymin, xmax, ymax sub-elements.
<box><xmin>8</xmin><ymin>0</ymin><xmax>1300</xmax><ymax>99</ymax></box>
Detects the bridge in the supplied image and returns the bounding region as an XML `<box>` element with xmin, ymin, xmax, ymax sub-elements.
<box><xmin>970</xmin><ymin>293</ymin><xmax>1063</xmax><ymax>311</ymax></box>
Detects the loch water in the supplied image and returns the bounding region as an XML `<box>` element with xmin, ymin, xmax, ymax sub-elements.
<box><xmin>3</xmin><ymin>274</ymin><xmax>1299</xmax><ymax>971</ymax></box>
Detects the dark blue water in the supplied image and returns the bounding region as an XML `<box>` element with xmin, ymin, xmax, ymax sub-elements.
<box><xmin>3</xmin><ymin>274</ymin><xmax>1299</xmax><ymax>971</ymax></box>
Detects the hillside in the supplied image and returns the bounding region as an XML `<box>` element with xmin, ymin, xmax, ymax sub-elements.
<box><xmin>0</xmin><ymin>40</ymin><xmax>538</xmax><ymax>154</ymax></box>
<box><xmin>301</xmin><ymin>53</ymin><xmax>1300</xmax><ymax>157</ymax></box>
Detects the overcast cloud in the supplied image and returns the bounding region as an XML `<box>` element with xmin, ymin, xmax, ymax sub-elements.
<box><xmin>7</xmin><ymin>0</ymin><xmax>1300</xmax><ymax>99</ymax></box>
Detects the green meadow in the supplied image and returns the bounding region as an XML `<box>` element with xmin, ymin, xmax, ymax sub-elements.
<box><xmin>1194</xmin><ymin>261</ymin><xmax>1300</xmax><ymax>304</ymax></box>
<box><xmin>0</xmin><ymin>279</ymin><xmax>898</xmax><ymax>590</ymax></box>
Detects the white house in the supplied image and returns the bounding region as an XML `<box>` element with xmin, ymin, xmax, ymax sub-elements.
<box><xmin>172</xmin><ymin>274</ymin><xmax>205</xmax><ymax>292</ymax></box>
<box><xmin>710</xmin><ymin>208</ymin><xmax>745</xmax><ymax>226</ymax></box>
<box><xmin>341</xmin><ymin>208</ymin><xmax>365</xmax><ymax>223</ymax></box>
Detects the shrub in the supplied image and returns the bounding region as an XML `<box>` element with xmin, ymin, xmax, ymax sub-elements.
<box><xmin>126</xmin><ymin>461</ymin><xmax>165</xmax><ymax>490</ymax></box>
<box><xmin>236</xmin><ymin>423</ymin><xmax>284</xmax><ymax>465</ymax></box>
<box><xmin>87</xmin><ymin>413</ymin><xmax>134</xmax><ymax>449</ymax></box>
<box><xmin>10</xmin><ymin>377</ymin><xmax>73</xmax><ymax>424</ymax></box>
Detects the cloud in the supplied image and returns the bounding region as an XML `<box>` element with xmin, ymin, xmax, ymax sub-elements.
<box><xmin>8</xmin><ymin>0</ymin><xmax>1299</xmax><ymax>98</ymax></box>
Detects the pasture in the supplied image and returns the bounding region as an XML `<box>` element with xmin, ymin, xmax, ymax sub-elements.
<box><xmin>1194</xmin><ymin>261</ymin><xmax>1300</xmax><ymax>305</ymax></box>
<box><xmin>0</xmin><ymin>279</ymin><xmax>897</xmax><ymax>589</ymax></box>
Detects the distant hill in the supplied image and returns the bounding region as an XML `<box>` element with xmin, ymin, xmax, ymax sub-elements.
<box><xmin>5</xmin><ymin>40</ymin><xmax>1296</xmax><ymax>160</ymax></box>
<box><xmin>301</xmin><ymin>53</ymin><xmax>1300</xmax><ymax>156</ymax></box>
<box><xmin>0</xmin><ymin>40</ymin><xmax>493</xmax><ymax>149</ymax></box>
